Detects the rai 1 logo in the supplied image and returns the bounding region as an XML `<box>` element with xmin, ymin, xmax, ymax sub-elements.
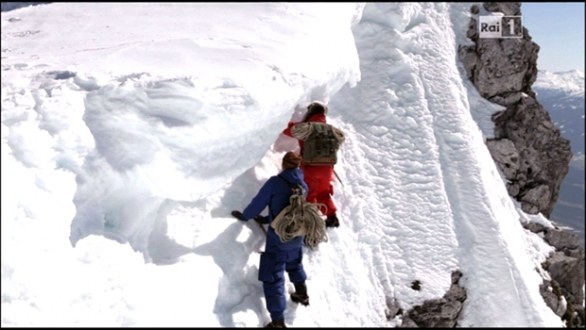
<box><xmin>479</xmin><ymin>14</ymin><xmax>523</xmax><ymax>38</ymax></box>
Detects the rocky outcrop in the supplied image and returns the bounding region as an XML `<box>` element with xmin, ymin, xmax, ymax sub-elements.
<box><xmin>459</xmin><ymin>2</ymin><xmax>572</xmax><ymax>218</ymax></box>
<box><xmin>386</xmin><ymin>271</ymin><xmax>467</xmax><ymax>328</ymax></box>
<box><xmin>458</xmin><ymin>2</ymin><xmax>583</xmax><ymax>327</ymax></box>
<box><xmin>400</xmin><ymin>271</ymin><xmax>466</xmax><ymax>327</ymax></box>
<box><xmin>488</xmin><ymin>96</ymin><xmax>572</xmax><ymax>216</ymax></box>
<box><xmin>459</xmin><ymin>3</ymin><xmax>536</xmax><ymax>107</ymax></box>
<box><xmin>526</xmin><ymin>222</ymin><xmax>585</xmax><ymax>327</ymax></box>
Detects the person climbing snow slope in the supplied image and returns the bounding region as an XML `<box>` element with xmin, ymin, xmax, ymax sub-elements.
<box><xmin>282</xmin><ymin>101</ymin><xmax>345</xmax><ymax>228</ymax></box>
<box><xmin>231</xmin><ymin>152</ymin><xmax>311</xmax><ymax>328</ymax></box>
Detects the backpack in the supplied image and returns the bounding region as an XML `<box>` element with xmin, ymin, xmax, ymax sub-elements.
<box><xmin>271</xmin><ymin>175</ymin><xmax>328</xmax><ymax>249</ymax></box>
<box><xmin>291</xmin><ymin>122</ymin><xmax>345</xmax><ymax>165</ymax></box>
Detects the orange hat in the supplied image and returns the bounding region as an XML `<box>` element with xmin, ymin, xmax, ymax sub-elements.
<box><xmin>282</xmin><ymin>152</ymin><xmax>301</xmax><ymax>170</ymax></box>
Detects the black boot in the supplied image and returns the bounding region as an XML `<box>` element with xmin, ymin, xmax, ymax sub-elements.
<box><xmin>325</xmin><ymin>214</ymin><xmax>339</xmax><ymax>228</ymax></box>
<box><xmin>290</xmin><ymin>282</ymin><xmax>309</xmax><ymax>306</ymax></box>
<box><xmin>265</xmin><ymin>319</ymin><xmax>286</xmax><ymax>328</ymax></box>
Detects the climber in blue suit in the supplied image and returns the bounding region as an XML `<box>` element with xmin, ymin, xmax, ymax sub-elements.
<box><xmin>231</xmin><ymin>151</ymin><xmax>310</xmax><ymax>328</ymax></box>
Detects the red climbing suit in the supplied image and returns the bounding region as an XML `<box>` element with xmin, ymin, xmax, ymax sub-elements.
<box><xmin>283</xmin><ymin>113</ymin><xmax>337</xmax><ymax>218</ymax></box>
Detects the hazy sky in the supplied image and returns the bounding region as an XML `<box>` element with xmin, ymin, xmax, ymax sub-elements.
<box><xmin>522</xmin><ymin>2</ymin><xmax>585</xmax><ymax>72</ymax></box>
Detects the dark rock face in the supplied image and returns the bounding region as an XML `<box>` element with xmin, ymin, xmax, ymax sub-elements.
<box><xmin>460</xmin><ymin>3</ymin><xmax>538</xmax><ymax>107</ymax></box>
<box><xmin>459</xmin><ymin>36</ymin><xmax>539</xmax><ymax>106</ymax></box>
<box><xmin>490</xmin><ymin>97</ymin><xmax>572</xmax><ymax>216</ymax></box>
<box><xmin>399</xmin><ymin>271</ymin><xmax>466</xmax><ymax>328</ymax></box>
<box><xmin>483</xmin><ymin>2</ymin><xmax>522</xmax><ymax>15</ymax></box>
<box><xmin>459</xmin><ymin>3</ymin><xmax>572</xmax><ymax>218</ymax></box>
<box><xmin>522</xmin><ymin>222</ymin><xmax>585</xmax><ymax>327</ymax></box>
<box><xmin>458</xmin><ymin>2</ymin><xmax>584</xmax><ymax>328</ymax></box>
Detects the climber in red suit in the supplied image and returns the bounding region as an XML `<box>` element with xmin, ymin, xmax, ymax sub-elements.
<box><xmin>282</xmin><ymin>101</ymin><xmax>340</xmax><ymax>228</ymax></box>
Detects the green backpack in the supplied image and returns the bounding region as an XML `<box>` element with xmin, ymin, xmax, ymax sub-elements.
<box><xmin>291</xmin><ymin>122</ymin><xmax>345</xmax><ymax>165</ymax></box>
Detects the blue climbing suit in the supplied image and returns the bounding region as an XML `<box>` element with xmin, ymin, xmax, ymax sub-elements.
<box><xmin>241</xmin><ymin>167</ymin><xmax>308</xmax><ymax>323</ymax></box>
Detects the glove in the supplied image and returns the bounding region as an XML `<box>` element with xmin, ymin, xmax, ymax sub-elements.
<box><xmin>231</xmin><ymin>210</ymin><xmax>245</xmax><ymax>221</ymax></box>
<box><xmin>254</xmin><ymin>215</ymin><xmax>269</xmax><ymax>224</ymax></box>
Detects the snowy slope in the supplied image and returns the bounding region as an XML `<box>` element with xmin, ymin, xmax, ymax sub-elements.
<box><xmin>1</xmin><ymin>3</ymin><xmax>563</xmax><ymax>327</ymax></box>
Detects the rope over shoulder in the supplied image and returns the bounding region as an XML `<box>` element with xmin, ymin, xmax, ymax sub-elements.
<box><xmin>270</xmin><ymin>187</ymin><xmax>328</xmax><ymax>249</ymax></box>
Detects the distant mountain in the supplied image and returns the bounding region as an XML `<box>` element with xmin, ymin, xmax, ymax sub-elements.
<box><xmin>0</xmin><ymin>2</ymin><xmax>50</xmax><ymax>12</ymax></box>
<box><xmin>534</xmin><ymin>70</ymin><xmax>584</xmax><ymax>96</ymax></box>
<box><xmin>533</xmin><ymin>70</ymin><xmax>585</xmax><ymax>246</ymax></box>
